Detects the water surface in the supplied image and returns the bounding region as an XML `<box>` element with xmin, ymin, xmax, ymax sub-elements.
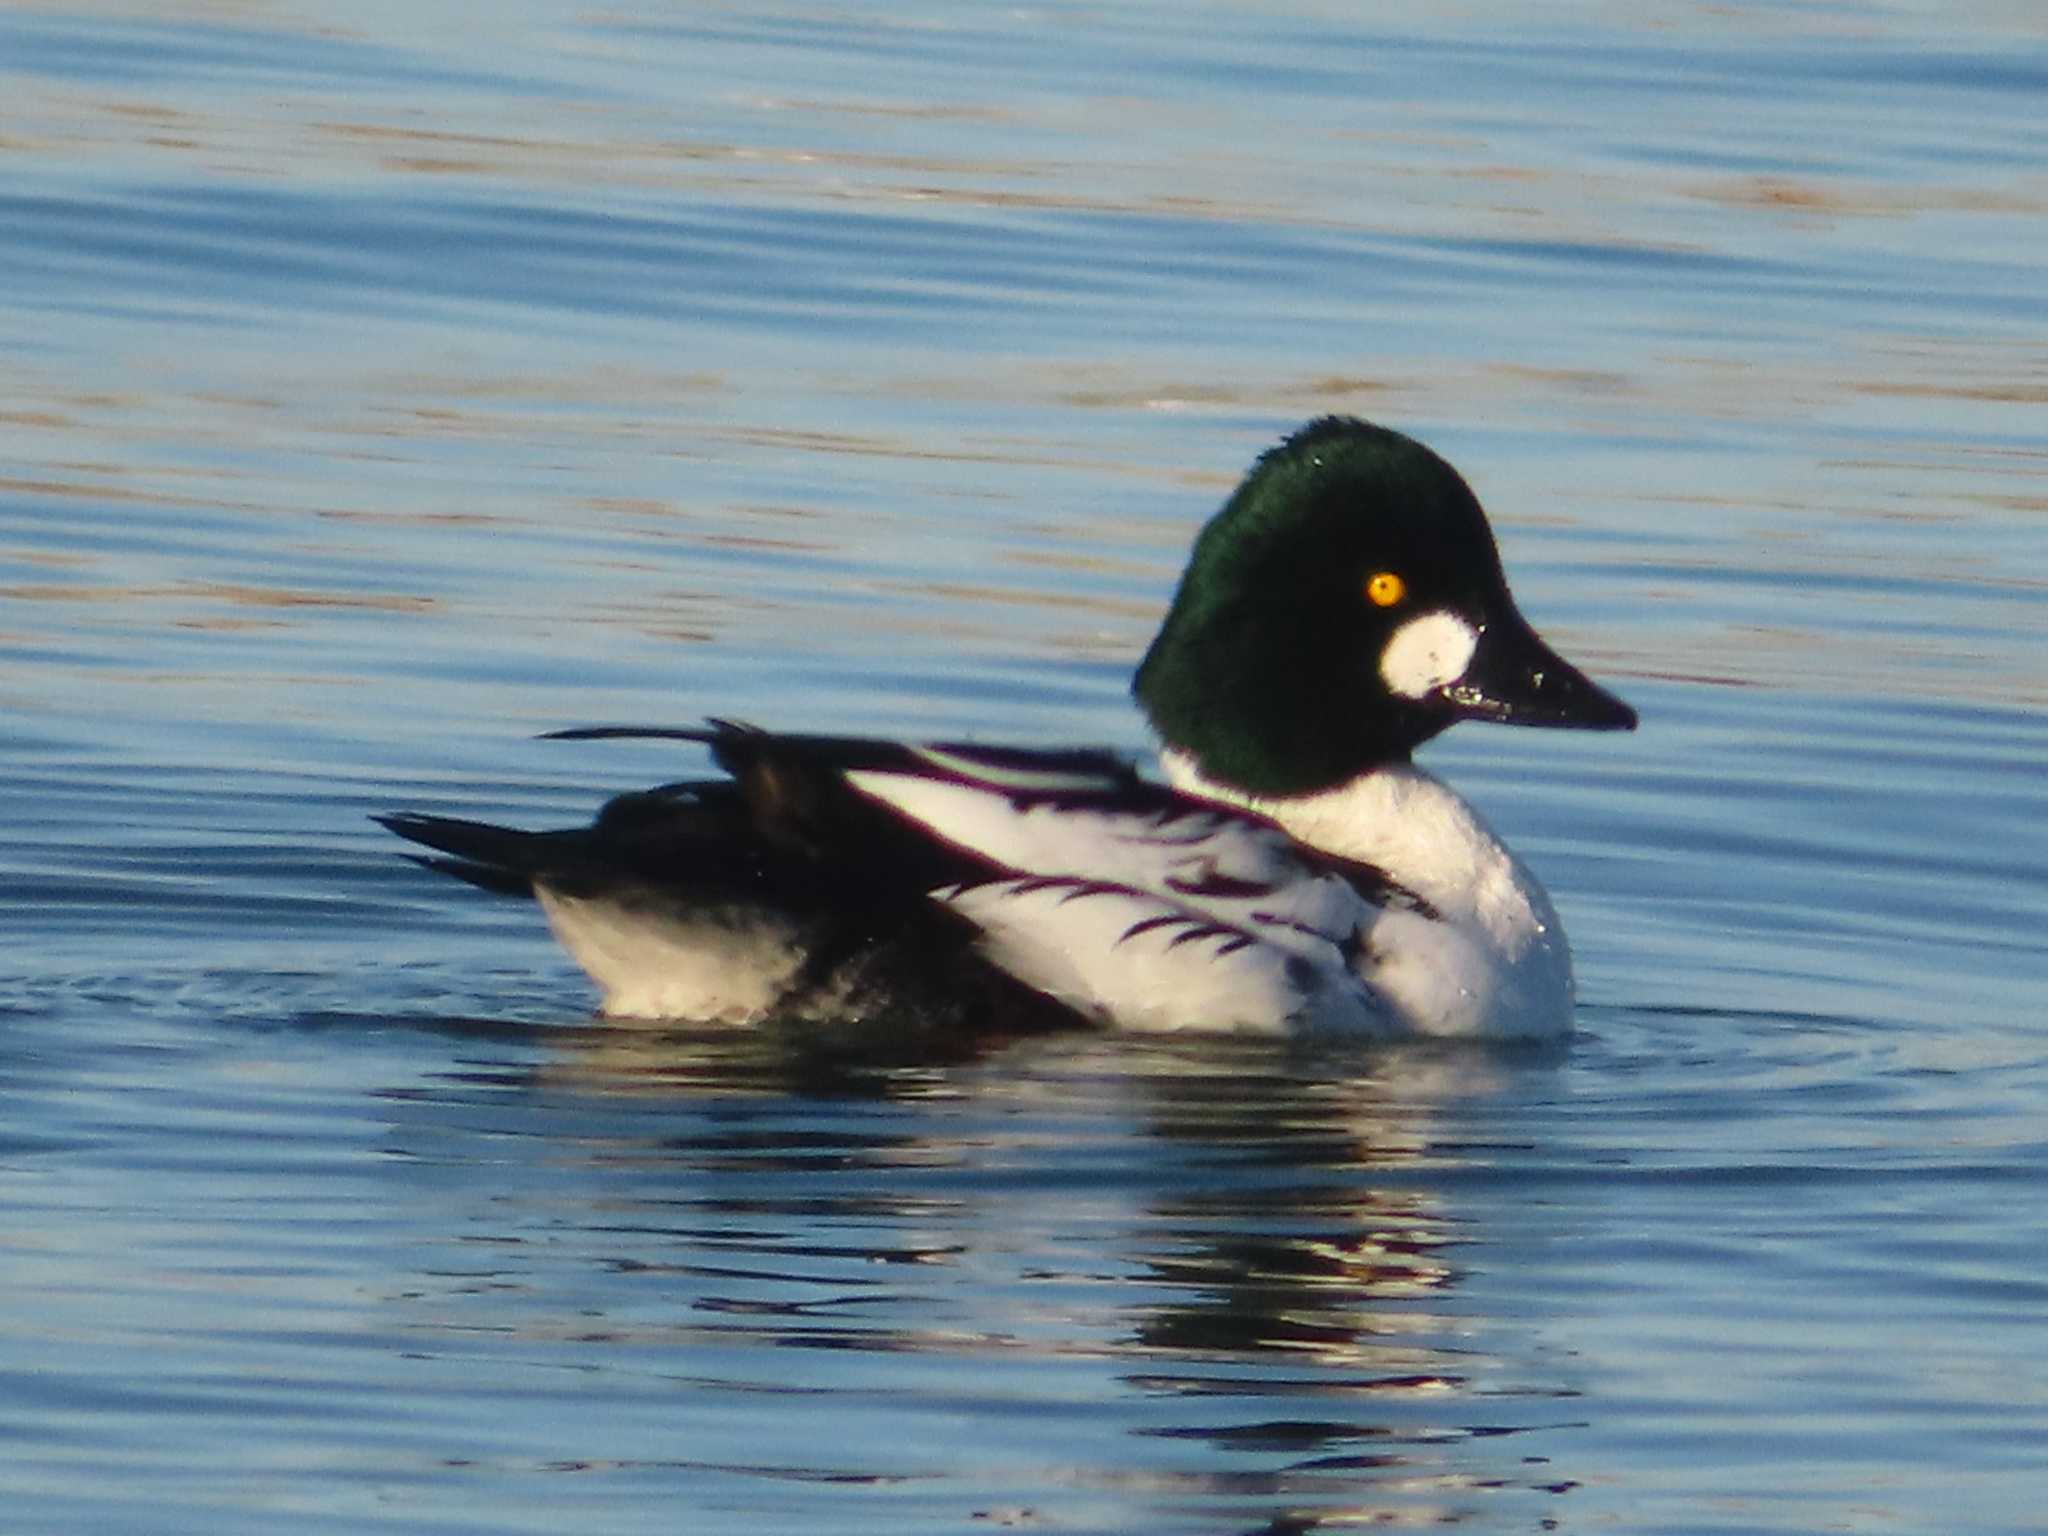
<box><xmin>2</xmin><ymin>4</ymin><xmax>2045</xmax><ymax>1532</ymax></box>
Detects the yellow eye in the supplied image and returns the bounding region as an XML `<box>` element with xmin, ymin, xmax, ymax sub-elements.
<box><xmin>1365</xmin><ymin>571</ymin><xmax>1406</xmax><ymax>607</ymax></box>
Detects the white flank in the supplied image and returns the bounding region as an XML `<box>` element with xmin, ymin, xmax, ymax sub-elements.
<box><xmin>536</xmin><ymin>885</ymin><xmax>804</xmax><ymax>1022</ymax></box>
<box><xmin>1379</xmin><ymin>610</ymin><xmax>1479</xmax><ymax>699</ymax></box>
<box><xmin>937</xmin><ymin>879</ymin><xmax>1393</xmax><ymax>1037</ymax></box>
<box><xmin>844</xmin><ymin>767</ymin><xmax>1398</xmax><ymax>1036</ymax></box>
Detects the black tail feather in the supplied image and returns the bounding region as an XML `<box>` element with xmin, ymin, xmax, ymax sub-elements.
<box><xmin>539</xmin><ymin>722</ymin><xmax>736</xmax><ymax>744</ymax></box>
<box><xmin>396</xmin><ymin>851</ymin><xmax>533</xmax><ymax>897</ymax></box>
<box><xmin>376</xmin><ymin>812</ymin><xmax>550</xmax><ymax>892</ymax></box>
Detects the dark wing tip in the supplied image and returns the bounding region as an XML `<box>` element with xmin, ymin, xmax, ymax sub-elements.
<box><xmin>541</xmin><ymin>724</ymin><xmax>717</xmax><ymax>743</ymax></box>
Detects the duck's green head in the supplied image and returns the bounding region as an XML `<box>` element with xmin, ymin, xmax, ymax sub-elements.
<box><xmin>1133</xmin><ymin>417</ymin><xmax>1636</xmax><ymax>798</ymax></box>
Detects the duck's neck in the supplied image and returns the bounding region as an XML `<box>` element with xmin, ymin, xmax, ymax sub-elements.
<box><xmin>1157</xmin><ymin>747</ymin><xmax>1553</xmax><ymax>943</ymax></box>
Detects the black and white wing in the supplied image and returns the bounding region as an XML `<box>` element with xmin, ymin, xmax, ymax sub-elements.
<box><xmin>825</xmin><ymin>739</ymin><xmax>1400</xmax><ymax>1035</ymax></box>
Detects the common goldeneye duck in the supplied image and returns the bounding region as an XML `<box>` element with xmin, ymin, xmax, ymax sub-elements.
<box><xmin>381</xmin><ymin>416</ymin><xmax>1636</xmax><ymax>1039</ymax></box>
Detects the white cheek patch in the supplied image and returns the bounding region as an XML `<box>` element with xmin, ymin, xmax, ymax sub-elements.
<box><xmin>1379</xmin><ymin>610</ymin><xmax>1479</xmax><ymax>699</ymax></box>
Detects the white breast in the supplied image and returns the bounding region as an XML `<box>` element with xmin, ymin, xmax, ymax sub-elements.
<box><xmin>1159</xmin><ymin>750</ymin><xmax>1575</xmax><ymax>1039</ymax></box>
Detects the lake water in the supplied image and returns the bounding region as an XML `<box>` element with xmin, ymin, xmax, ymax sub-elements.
<box><xmin>3</xmin><ymin>3</ymin><xmax>2045</xmax><ymax>1531</ymax></box>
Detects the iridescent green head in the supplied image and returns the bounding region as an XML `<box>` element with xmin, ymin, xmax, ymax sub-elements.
<box><xmin>1134</xmin><ymin>417</ymin><xmax>1635</xmax><ymax>798</ymax></box>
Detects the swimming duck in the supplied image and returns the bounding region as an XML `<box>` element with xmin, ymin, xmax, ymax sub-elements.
<box><xmin>381</xmin><ymin>417</ymin><xmax>1636</xmax><ymax>1038</ymax></box>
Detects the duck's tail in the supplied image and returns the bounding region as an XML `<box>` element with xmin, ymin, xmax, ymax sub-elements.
<box><xmin>374</xmin><ymin>813</ymin><xmax>549</xmax><ymax>897</ymax></box>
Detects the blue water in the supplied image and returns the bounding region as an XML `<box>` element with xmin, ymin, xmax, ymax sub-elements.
<box><xmin>3</xmin><ymin>4</ymin><xmax>2045</xmax><ymax>1532</ymax></box>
